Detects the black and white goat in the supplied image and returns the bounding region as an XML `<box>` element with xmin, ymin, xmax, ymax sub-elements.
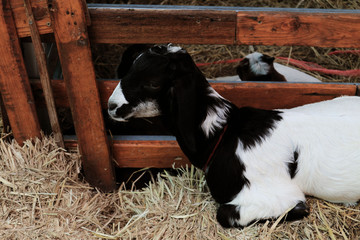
<box><xmin>108</xmin><ymin>45</ymin><xmax>360</xmax><ymax>228</ymax></box>
<box><xmin>236</xmin><ymin>52</ymin><xmax>321</xmax><ymax>82</ymax></box>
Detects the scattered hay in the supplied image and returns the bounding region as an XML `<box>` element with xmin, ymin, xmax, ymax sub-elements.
<box><xmin>0</xmin><ymin>136</ymin><xmax>359</xmax><ymax>239</ymax></box>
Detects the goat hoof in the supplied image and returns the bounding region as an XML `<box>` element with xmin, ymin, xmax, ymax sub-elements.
<box><xmin>285</xmin><ymin>201</ymin><xmax>310</xmax><ymax>221</ymax></box>
<box><xmin>217</xmin><ymin>204</ymin><xmax>242</xmax><ymax>228</ymax></box>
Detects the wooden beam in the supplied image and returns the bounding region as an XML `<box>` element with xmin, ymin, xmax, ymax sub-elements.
<box><xmin>23</xmin><ymin>0</ymin><xmax>64</xmax><ymax>148</ymax></box>
<box><xmin>87</xmin><ymin>5</ymin><xmax>237</xmax><ymax>44</ymax></box>
<box><xmin>65</xmin><ymin>136</ymin><xmax>189</xmax><ymax>168</ymax></box>
<box><xmin>31</xmin><ymin>79</ymin><xmax>358</xmax><ymax>110</ymax></box>
<box><xmin>10</xmin><ymin>0</ymin><xmax>52</xmax><ymax>38</ymax></box>
<box><xmin>49</xmin><ymin>0</ymin><xmax>116</xmax><ymax>191</ymax></box>
<box><xmin>211</xmin><ymin>81</ymin><xmax>358</xmax><ymax>110</ymax></box>
<box><xmin>0</xmin><ymin>0</ymin><xmax>41</xmax><ymax>144</ymax></box>
<box><xmin>237</xmin><ymin>10</ymin><xmax>360</xmax><ymax>48</ymax></box>
<box><xmin>11</xmin><ymin>2</ymin><xmax>360</xmax><ymax>47</ymax></box>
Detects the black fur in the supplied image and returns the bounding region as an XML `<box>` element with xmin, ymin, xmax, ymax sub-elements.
<box><xmin>116</xmin><ymin>44</ymin><xmax>152</xmax><ymax>78</ymax></box>
<box><xmin>234</xmin><ymin>107</ymin><xmax>282</xmax><ymax>150</ymax></box>
<box><xmin>284</xmin><ymin>201</ymin><xmax>310</xmax><ymax>221</ymax></box>
<box><xmin>217</xmin><ymin>204</ymin><xmax>241</xmax><ymax>228</ymax></box>
<box><xmin>288</xmin><ymin>150</ymin><xmax>299</xmax><ymax>179</ymax></box>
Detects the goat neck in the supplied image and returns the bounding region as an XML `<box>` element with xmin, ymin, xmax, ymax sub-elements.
<box><xmin>163</xmin><ymin>73</ymin><xmax>234</xmax><ymax>170</ymax></box>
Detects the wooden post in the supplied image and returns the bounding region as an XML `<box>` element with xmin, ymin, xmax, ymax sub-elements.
<box><xmin>49</xmin><ymin>0</ymin><xmax>116</xmax><ymax>191</ymax></box>
<box><xmin>23</xmin><ymin>0</ymin><xmax>64</xmax><ymax>148</ymax></box>
<box><xmin>0</xmin><ymin>0</ymin><xmax>41</xmax><ymax>144</ymax></box>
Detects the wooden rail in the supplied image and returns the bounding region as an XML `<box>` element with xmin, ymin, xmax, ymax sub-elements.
<box><xmin>31</xmin><ymin>80</ymin><xmax>359</xmax><ymax>110</ymax></box>
<box><xmin>65</xmin><ymin>136</ymin><xmax>189</xmax><ymax>168</ymax></box>
<box><xmin>1</xmin><ymin>0</ymin><xmax>359</xmax><ymax>191</ymax></box>
<box><xmin>10</xmin><ymin>2</ymin><xmax>360</xmax><ymax>47</ymax></box>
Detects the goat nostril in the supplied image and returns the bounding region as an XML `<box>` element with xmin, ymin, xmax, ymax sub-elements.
<box><xmin>108</xmin><ymin>103</ymin><xmax>118</xmax><ymax>111</ymax></box>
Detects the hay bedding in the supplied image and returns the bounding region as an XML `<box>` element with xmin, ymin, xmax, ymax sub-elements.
<box><xmin>0</xmin><ymin>135</ymin><xmax>359</xmax><ymax>239</ymax></box>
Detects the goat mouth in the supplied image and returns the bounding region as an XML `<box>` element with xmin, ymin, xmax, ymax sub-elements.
<box><xmin>108</xmin><ymin>110</ymin><xmax>133</xmax><ymax>122</ymax></box>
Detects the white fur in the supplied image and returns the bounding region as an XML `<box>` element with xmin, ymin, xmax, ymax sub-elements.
<box><xmin>167</xmin><ymin>44</ymin><xmax>185</xmax><ymax>53</ymax></box>
<box><xmin>273</xmin><ymin>63</ymin><xmax>321</xmax><ymax>82</ymax></box>
<box><xmin>246</xmin><ymin>52</ymin><xmax>270</xmax><ymax>76</ymax></box>
<box><xmin>108</xmin><ymin>81</ymin><xmax>129</xmax><ymax>121</ymax></box>
<box><xmin>131</xmin><ymin>100</ymin><xmax>160</xmax><ymax>118</ymax></box>
<box><xmin>201</xmin><ymin>88</ymin><xmax>230</xmax><ymax>137</ymax></box>
<box><xmin>108</xmin><ymin>81</ymin><xmax>160</xmax><ymax>121</ymax></box>
<box><xmin>286</xmin><ymin>96</ymin><xmax>360</xmax><ymax>114</ymax></box>
<box><xmin>228</xmin><ymin>96</ymin><xmax>360</xmax><ymax>226</ymax></box>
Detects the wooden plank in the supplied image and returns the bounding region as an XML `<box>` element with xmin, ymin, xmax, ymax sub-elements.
<box><xmin>23</xmin><ymin>0</ymin><xmax>64</xmax><ymax>148</ymax></box>
<box><xmin>31</xmin><ymin>80</ymin><xmax>358</xmax><ymax>110</ymax></box>
<box><xmin>112</xmin><ymin>139</ymin><xmax>188</xmax><ymax>168</ymax></box>
<box><xmin>211</xmin><ymin>82</ymin><xmax>358</xmax><ymax>109</ymax></box>
<box><xmin>49</xmin><ymin>0</ymin><xmax>116</xmax><ymax>191</ymax></box>
<box><xmin>10</xmin><ymin>0</ymin><xmax>52</xmax><ymax>38</ymax></box>
<box><xmin>0</xmin><ymin>0</ymin><xmax>41</xmax><ymax>144</ymax></box>
<box><xmin>65</xmin><ymin>137</ymin><xmax>189</xmax><ymax>168</ymax></box>
<box><xmin>237</xmin><ymin>11</ymin><xmax>360</xmax><ymax>48</ymax></box>
<box><xmin>88</xmin><ymin>5</ymin><xmax>237</xmax><ymax>44</ymax></box>
<box><xmin>11</xmin><ymin>2</ymin><xmax>360</xmax><ymax>47</ymax></box>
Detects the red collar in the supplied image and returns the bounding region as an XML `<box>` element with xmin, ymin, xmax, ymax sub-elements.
<box><xmin>203</xmin><ymin>124</ymin><xmax>228</xmax><ymax>171</ymax></box>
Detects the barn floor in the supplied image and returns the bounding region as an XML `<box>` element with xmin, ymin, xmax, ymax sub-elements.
<box><xmin>0</xmin><ymin>135</ymin><xmax>359</xmax><ymax>239</ymax></box>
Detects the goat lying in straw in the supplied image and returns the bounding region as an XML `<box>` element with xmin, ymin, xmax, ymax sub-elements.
<box><xmin>108</xmin><ymin>44</ymin><xmax>360</xmax><ymax>228</ymax></box>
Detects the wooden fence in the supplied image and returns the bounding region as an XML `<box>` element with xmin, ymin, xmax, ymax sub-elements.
<box><xmin>0</xmin><ymin>0</ymin><xmax>359</xmax><ymax>191</ymax></box>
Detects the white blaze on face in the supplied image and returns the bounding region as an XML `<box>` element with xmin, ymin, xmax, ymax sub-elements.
<box><xmin>246</xmin><ymin>52</ymin><xmax>270</xmax><ymax>76</ymax></box>
<box><xmin>108</xmin><ymin>81</ymin><xmax>129</xmax><ymax>121</ymax></box>
<box><xmin>108</xmin><ymin>81</ymin><xmax>161</xmax><ymax>122</ymax></box>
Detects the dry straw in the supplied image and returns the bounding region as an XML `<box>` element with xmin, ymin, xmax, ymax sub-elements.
<box><xmin>0</xmin><ymin>135</ymin><xmax>359</xmax><ymax>239</ymax></box>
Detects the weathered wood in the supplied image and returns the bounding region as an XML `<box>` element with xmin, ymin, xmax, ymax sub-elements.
<box><xmin>0</xmin><ymin>0</ymin><xmax>41</xmax><ymax>144</ymax></box>
<box><xmin>23</xmin><ymin>0</ymin><xmax>64</xmax><ymax>148</ymax></box>
<box><xmin>88</xmin><ymin>6</ymin><xmax>236</xmax><ymax>44</ymax></box>
<box><xmin>10</xmin><ymin>0</ymin><xmax>52</xmax><ymax>38</ymax></box>
<box><xmin>31</xmin><ymin>79</ymin><xmax>358</xmax><ymax>110</ymax></box>
<box><xmin>11</xmin><ymin>2</ymin><xmax>360</xmax><ymax>47</ymax></box>
<box><xmin>237</xmin><ymin>11</ymin><xmax>360</xmax><ymax>48</ymax></box>
<box><xmin>211</xmin><ymin>82</ymin><xmax>358</xmax><ymax>110</ymax></box>
<box><xmin>65</xmin><ymin>137</ymin><xmax>189</xmax><ymax>168</ymax></box>
<box><xmin>49</xmin><ymin>0</ymin><xmax>116</xmax><ymax>191</ymax></box>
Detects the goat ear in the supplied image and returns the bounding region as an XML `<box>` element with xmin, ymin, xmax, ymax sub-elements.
<box><xmin>170</xmin><ymin>73</ymin><xmax>198</xmax><ymax>154</ymax></box>
<box><xmin>261</xmin><ymin>54</ymin><xmax>275</xmax><ymax>64</ymax></box>
<box><xmin>237</xmin><ymin>58</ymin><xmax>249</xmax><ymax>79</ymax></box>
<box><xmin>168</xmin><ymin>51</ymin><xmax>199</xmax><ymax>74</ymax></box>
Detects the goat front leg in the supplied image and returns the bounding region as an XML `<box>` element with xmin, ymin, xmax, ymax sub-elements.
<box><xmin>217</xmin><ymin>180</ymin><xmax>308</xmax><ymax>228</ymax></box>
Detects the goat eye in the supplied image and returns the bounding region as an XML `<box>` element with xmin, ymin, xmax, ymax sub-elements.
<box><xmin>143</xmin><ymin>83</ymin><xmax>161</xmax><ymax>91</ymax></box>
